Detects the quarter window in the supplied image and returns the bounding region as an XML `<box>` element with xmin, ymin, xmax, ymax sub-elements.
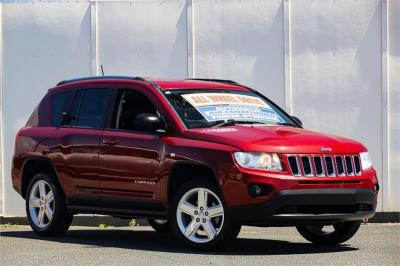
<box><xmin>51</xmin><ymin>91</ymin><xmax>72</xmax><ymax>126</ymax></box>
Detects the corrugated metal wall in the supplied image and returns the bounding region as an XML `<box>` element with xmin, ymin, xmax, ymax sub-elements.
<box><xmin>1</xmin><ymin>0</ymin><xmax>399</xmax><ymax>216</ymax></box>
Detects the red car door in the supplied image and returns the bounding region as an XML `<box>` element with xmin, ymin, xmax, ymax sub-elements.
<box><xmin>98</xmin><ymin>88</ymin><xmax>166</xmax><ymax>212</ymax></box>
<box><xmin>49</xmin><ymin>88</ymin><xmax>110</xmax><ymax>207</ymax></box>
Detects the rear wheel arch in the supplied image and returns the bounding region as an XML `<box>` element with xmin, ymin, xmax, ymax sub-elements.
<box><xmin>20</xmin><ymin>158</ymin><xmax>64</xmax><ymax>199</ymax></box>
<box><xmin>167</xmin><ymin>162</ymin><xmax>223</xmax><ymax>204</ymax></box>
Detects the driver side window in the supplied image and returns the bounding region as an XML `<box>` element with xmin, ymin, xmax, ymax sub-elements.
<box><xmin>111</xmin><ymin>89</ymin><xmax>158</xmax><ymax>132</ymax></box>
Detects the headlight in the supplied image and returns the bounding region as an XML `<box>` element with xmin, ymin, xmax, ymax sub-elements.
<box><xmin>360</xmin><ymin>151</ymin><xmax>372</xmax><ymax>170</ymax></box>
<box><xmin>234</xmin><ymin>152</ymin><xmax>282</xmax><ymax>171</ymax></box>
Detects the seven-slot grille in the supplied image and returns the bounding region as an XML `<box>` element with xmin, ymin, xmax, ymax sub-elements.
<box><xmin>286</xmin><ymin>154</ymin><xmax>361</xmax><ymax>177</ymax></box>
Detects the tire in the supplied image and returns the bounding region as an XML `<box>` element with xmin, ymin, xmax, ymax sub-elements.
<box><xmin>147</xmin><ymin>219</ymin><xmax>172</xmax><ymax>233</ymax></box>
<box><xmin>169</xmin><ymin>179</ymin><xmax>241</xmax><ymax>250</ymax></box>
<box><xmin>26</xmin><ymin>173</ymin><xmax>73</xmax><ymax>236</ymax></box>
<box><xmin>296</xmin><ymin>221</ymin><xmax>361</xmax><ymax>245</ymax></box>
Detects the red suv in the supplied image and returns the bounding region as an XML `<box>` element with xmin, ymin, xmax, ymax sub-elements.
<box><xmin>12</xmin><ymin>77</ymin><xmax>378</xmax><ymax>250</ymax></box>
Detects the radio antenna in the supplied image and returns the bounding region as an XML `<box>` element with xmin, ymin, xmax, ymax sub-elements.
<box><xmin>100</xmin><ymin>65</ymin><xmax>105</xmax><ymax>76</ymax></box>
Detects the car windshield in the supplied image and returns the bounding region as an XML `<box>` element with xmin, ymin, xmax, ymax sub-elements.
<box><xmin>163</xmin><ymin>89</ymin><xmax>298</xmax><ymax>129</ymax></box>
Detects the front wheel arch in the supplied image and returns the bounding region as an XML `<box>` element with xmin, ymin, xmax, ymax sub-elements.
<box><xmin>167</xmin><ymin>162</ymin><xmax>224</xmax><ymax>205</ymax></box>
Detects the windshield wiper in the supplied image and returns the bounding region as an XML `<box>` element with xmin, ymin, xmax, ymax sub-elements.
<box><xmin>212</xmin><ymin>119</ymin><xmax>237</xmax><ymax>127</ymax></box>
<box><xmin>276</xmin><ymin>122</ymin><xmax>299</xmax><ymax>127</ymax></box>
<box><xmin>212</xmin><ymin>120</ymin><xmax>267</xmax><ymax>127</ymax></box>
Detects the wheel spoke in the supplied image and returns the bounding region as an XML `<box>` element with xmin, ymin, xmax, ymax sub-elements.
<box><xmin>203</xmin><ymin>221</ymin><xmax>217</xmax><ymax>239</ymax></box>
<box><xmin>38</xmin><ymin>182</ymin><xmax>46</xmax><ymax>198</ymax></box>
<box><xmin>197</xmin><ymin>189</ymin><xmax>208</xmax><ymax>208</ymax></box>
<box><xmin>178</xmin><ymin>201</ymin><xmax>197</xmax><ymax>217</ymax></box>
<box><xmin>45</xmin><ymin>206</ymin><xmax>53</xmax><ymax>221</ymax></box>
<box><xmin>184</xmin><ymin>219</ymin><xmax>201</xmax><ymax>238</ymax></box>
<box><xmin>30</xmin><ymin>197</ymin><xmax>41</xmax><ymax>208</ymax></box>
<box><xmin>207</xmin><ymin>205</ymin><xmax>223</xmax><ymax>218</ymax></box>
<box><xmin>37</xmin><ymin>209</ymin><xmax>45</xmax><ymax>225</ymax></box>
<box><xmin>176</xmin><ymin>187</ymin><xmax>224</xmax><ymax>243</ymax></box>
<box><xmin>45</xmin><ymin>191</ymin><xmax>54</xmax><ymax>203</ymax></box>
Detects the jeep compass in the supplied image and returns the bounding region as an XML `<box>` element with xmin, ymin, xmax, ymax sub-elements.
<box><xmin>12</xmin><ymin>76</ymin><xmax>378</xmax><ymax>250</ymax></box>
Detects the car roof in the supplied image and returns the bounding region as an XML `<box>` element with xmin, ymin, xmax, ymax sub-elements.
<box><xmin>54</xmin><ymin>76</ymin><xmax>251</xmax><ymax>92</ymax></box>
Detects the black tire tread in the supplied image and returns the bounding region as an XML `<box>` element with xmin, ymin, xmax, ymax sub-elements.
<box><xmin>296</xmin><ymin>221</ymin><xmax>361</xmax><ymax>245</ymax></box>
<box><xmin>169</xmin><ymin>179</ymin><xmax>241</xmax><ymax>250</ymax></box>
<box><xmin>147</xmin><ymin>219</ymin><xmax>172</xmax><ymax>233</ymax></box>
<box><xmin>26</xmin><ymin>173</ymin><xmax>73</xmax><ymax>236</ymax></box>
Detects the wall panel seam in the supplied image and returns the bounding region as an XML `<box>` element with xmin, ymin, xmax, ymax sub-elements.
<box><xmin>381</xmin><ymin>0</ymin><xmax>389</xmax><ymax>211</ymax></box>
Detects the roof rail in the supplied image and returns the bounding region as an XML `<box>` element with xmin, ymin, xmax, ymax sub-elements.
<box><xmin>186</xmin><ymin>78</ymin><xmax>240</xmax><ymax>85</ymax></box>
<box><xmin>56</xmin><ymin>76</ymin><xmax>146</xmax><ymax>86</ymax></box>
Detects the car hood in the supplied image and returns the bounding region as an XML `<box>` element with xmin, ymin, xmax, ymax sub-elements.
<box><xmin>184</xmin><ymin>125</ymin><xmax>366</xmax><ymax>154</ymax></box>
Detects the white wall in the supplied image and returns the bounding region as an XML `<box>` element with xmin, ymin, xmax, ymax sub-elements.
<box><xmin>193</xmin><ymin>0</ymin><xmax>285</xmax><ymax>105</ymax></box>
<box><xmin>0</xmin><ymin>0</ymin><xmax>399</xmax><ymax>216</ymax></box>
<box><xmin>289</xmin><ymin>0</ymin><xmax>384</xmax><ymax>209</ymax></box>
<box><xmin>387</xmin><ymin>0</ymin><xmax>400</xmax><ymax>211</ymax></box>
<box><xmin>1</xmin><ymin>2</ymin><xmax>92</xmax><ymax>216</ymax></box>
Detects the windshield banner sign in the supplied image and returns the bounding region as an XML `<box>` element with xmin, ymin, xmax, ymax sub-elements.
<box><xmin>182</xmin><ymin>93</ymin><xmax>284</xmax><ymax>123</ymax></box>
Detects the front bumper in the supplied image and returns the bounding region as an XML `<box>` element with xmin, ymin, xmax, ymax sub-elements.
<box><xmin>228</xmin><ymin>188</ymin><xmax>377</xmax><ymax>226</ymax></box>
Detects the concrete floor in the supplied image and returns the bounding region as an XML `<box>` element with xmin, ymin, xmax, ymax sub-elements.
<box><xmin>0</xmin><ymin>224</ymin><xmax>399</xmax><ymax>266</ymax></box>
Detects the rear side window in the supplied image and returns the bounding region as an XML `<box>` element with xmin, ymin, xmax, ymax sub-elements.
<box><xmin>51</xmin><ymin>91</ymin><xmax>72</xmax><ymax>126</ymax></box>
<box><xmin>26</xmin><ymin>104</ymin><xmax>39</xmax><ymax>126</ymax></box>
<box><xmin>75</xmin><ymin>89</ymin><xmax>110</xmax><ymax>128</ymax></box>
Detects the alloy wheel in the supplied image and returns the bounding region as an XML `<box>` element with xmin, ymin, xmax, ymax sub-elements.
<box><xmin>28</xmin><ymin>179</ymin><xmax>55</xmax><ymax>228</ymax></box>
<box><xmin>176</xmin><ymin>187</ymin><xmax>224</xmax><ymax>243</ymax></box>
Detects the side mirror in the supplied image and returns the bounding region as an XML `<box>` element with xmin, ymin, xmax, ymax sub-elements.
<box><xmin>134</xmin><ymin>113</ymin><xmax>166</xmax><ymax>133</ymax></box>
<box><xmin>60</xmin><ymin>112</ymin><xmax>75</xmax><ymax>125</ymax></box>
<box><xmin>291</xmin><ymin>116</ymin><xmax>303</xmax><ymax>127</ymax></box>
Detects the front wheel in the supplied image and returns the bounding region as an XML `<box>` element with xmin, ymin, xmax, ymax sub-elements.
<box><xmin>296</xmin><ymin>221</ymin><xmax>361</xmax><ymax>245</ymax></box>
<box><xmin>169</xmin><ymin>179</ymin><xmax>241</xmax><ymax>250</ymax></box>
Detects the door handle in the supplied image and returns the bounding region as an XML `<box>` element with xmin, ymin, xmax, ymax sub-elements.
<box><xmin>102</xmin><ymin>139</ymin><xmax>119</xmax><ymax>146</ymax></box>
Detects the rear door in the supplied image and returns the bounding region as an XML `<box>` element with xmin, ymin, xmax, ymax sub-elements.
<box><xmin>49</xmin><ymin>88</ymin><xmax>110</xmax><ymax>207</ymax></box>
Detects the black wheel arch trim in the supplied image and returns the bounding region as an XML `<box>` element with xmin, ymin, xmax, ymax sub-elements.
<box><xmin>167</xmin><ymin>161</ymin><xmax>224</xmax><ymax>204</ymax></box>
<box><xmin>20</xmin><ymin>156</ymin><xmax>65</xmax><ymax>199</ymax></box>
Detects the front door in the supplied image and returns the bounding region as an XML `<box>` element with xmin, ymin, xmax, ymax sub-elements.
<box><xmin>98</xmin><ymin>88</ymin><xmax>166</xmax><ymax>212</ymax></box>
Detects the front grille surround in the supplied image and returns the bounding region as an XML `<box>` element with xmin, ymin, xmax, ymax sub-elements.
<box><xmin>286</xmin><ymin>154</ymin><xmax>362</xmax><ymax>177</ymax></box>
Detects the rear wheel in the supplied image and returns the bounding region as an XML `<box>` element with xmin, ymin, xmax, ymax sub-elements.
<box><xmin>296</xmin><ymin>221</ymin><xmax>361</xmax><ymax>245</ymax></box>
<box><xmin>170</xmin><ymin>179</ymin><xmax>241</xmax><ymax>250</ymax></box>
<box><xmin>147</xmin><ymin>219</ymin><xmax>171</xmax><ymax>233</ymax></box>
<box><xmin>26</xmin><ymin>173</ymin><xmax>73</xmax><ymax>236</ymax></box>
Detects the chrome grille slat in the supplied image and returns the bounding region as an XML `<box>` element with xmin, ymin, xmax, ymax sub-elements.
<box><xmin>353</xmin><ymin>156</ymin><xmax>361</xmax><ymax>175</ymax></box>
<box><xmin>301</xmin><ymin>156</ymin><xmax>313</xmax><ymax>177</ymax></box>
<box><xmin>335</xmin><ymin>156</ymin><xmax>345</xmax><ymax>176</ymax></box>
<box><xmin>287</xmin><ymin>154</ymin><xmax>362</xmax><ymax>177</ymax></box>
<box><xmin>287</xmin><ymin>156</ymin><xmax>301</xmax><ymax>176</ymax></box>
<box><xmin>345</xmin><ymin>156</ymin><xmax>354</xmax><ymax>176</ymax></box>
<box><xmin>313</xmin><ymin>156</ymin><xmax>325</xmax><ymax>176</ymax></box>
<box><xmin>325</xmin><ymin>156</ymin><xmax>335</xmax><ymax>177</ymax></box>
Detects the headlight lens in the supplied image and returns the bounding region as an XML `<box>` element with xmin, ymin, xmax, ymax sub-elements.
<box><xmin>360</xmin><ymin>151</ymin><xmax>372</xmax><ymax>170</ymax></box>
<box><xmin>234</xmin><ymin>152</ymin><xmax>282</xmax><ymax>171</ymax></box>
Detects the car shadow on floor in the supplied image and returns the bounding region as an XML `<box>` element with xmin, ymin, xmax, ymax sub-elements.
<box><xmin>0</xmin><ymin>229</ymin><xmax>358</xmax><ymax>255</ymax></box>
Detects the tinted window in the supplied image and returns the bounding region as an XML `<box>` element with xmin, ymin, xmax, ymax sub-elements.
<box><xmin>76</xmin><ymin>89</ymin><xmax>109</xmax><ymax>128</ymax></box>
<box><xmin>27</xmin><ymin>104</ymin><xmax>39</xmax><ymax>126</ymax></box>
<box><xmin>51</xmin><ymin>91</ymin><xmax>72</xmax><ymax>126</ymax></box>
<box><xmin>111</xmin><ymin>90</ymin><xmax>157</xmax><ymax>131</ymax></box>
<box><xmin>66</xmin><ymin>90</ymin><xmax>84</xmax><ymax>126</ymax></box>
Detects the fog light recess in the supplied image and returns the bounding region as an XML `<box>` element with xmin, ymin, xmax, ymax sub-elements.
<box><xmin>248</xmin><ymin>184</ymin><xmax>273</xmax><ymax>197</ymax></box>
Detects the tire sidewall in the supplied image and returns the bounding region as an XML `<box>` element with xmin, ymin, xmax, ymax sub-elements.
<box><xmin>25</xmin><ymin>173</ymin><xmax>68</xmax><ymax>235</ymax></box>
<box><xmin>296</xmin><ymin>221</ymin><xmax>361</xmax><ymax>245</ymax></box>
<box><xmin>169</xmin><ymin>179</ymin><xmax>238</xmax><ymax>250</ymax></box>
